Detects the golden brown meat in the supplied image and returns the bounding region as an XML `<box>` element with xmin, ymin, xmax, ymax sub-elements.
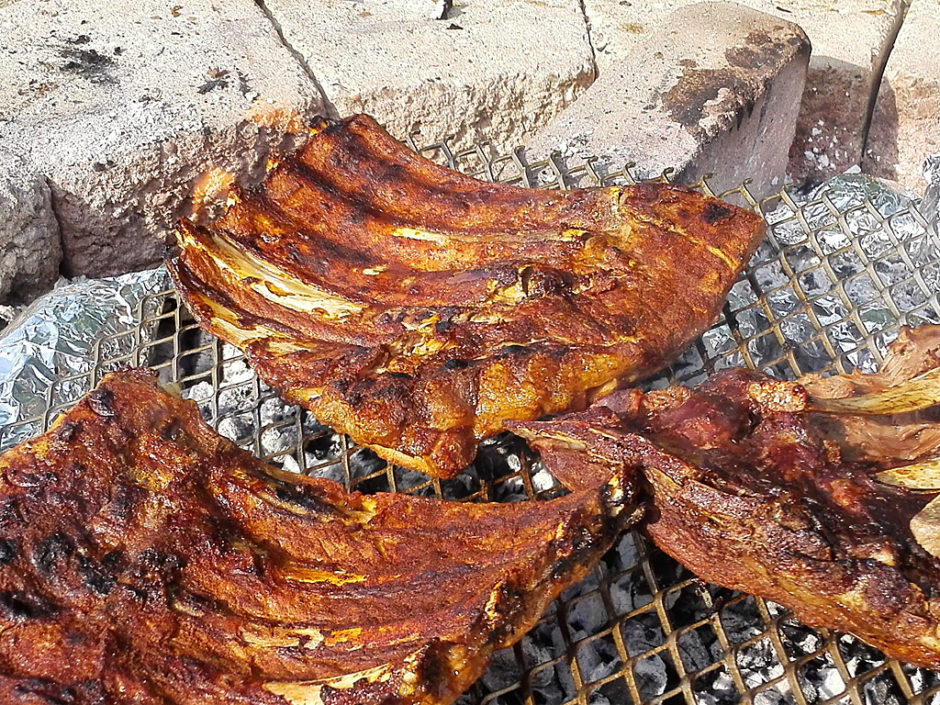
<box><xmin>0</xmin><ymin>370</ymin><xmax>635</xmax><ymax>705</ymax></box>
<box><xmin>512</xmin><ymin>325</ymin><xmax>940</xmax><ymax>669</ymax></box>
<box><xmin>167</xmin><ymin>114</ymin><xmax>766</xmax><ymax>478</ymax></box>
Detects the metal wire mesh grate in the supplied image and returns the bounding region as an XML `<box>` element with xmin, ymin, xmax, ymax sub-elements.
<box><xmin>2</xmin><ymin>137</ymin><xmax>940</xmax><ymax>705</ymax></box>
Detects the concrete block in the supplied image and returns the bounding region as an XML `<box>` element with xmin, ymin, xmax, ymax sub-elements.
<box><xmin>581</xmin><ymin>0</ymin><xmax>906</xmax><ymax>186</ymax></box>
<box><xmin>0</xmin><ymin>149</ymin><xmax>61</xmax><ymax>305</ymax></box>
<box><xmin>0</xmin><ymin>0</ymin><xmax>324</xmax><ymax>279</ymax></box>
<box><xmin>261</xmin><ymin>0</ymin><xmax>595</xmax><ymax>153</ymax></box>
<box><xmin>528</xmin><ymin>2</ymin><xmax>810</xmax><ymax>199</ymax></box>
<box><xmin>864</xmin><ymin>0</ymin><xmax>940</xmax><ymax>193</ymax></box>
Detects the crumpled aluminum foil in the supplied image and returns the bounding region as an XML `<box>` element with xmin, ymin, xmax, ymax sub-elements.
<box><xmin>0</xmin><ymin>266</ymin><xmax>169</xmax><ymax>451</ymax></box>
<box><xmin>808</xmin><ymin>170</ymin><xmax>915</xmax><ymax>215</ymax></box>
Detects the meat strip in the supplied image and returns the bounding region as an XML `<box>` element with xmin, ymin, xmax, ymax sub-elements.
<box><xmin>168</xmin><ymin>114</ymin><xmax>765</xmax><ymax>477</ymax></box>
<box><xmin>512</xmin><ymin>325</ymin><xmax>940</xmax><ymax>669</ymax></box>
<box><xmin>0</xmin><ymin>369</ymin><xmax>635</xmax><ymax>705</ymax></box>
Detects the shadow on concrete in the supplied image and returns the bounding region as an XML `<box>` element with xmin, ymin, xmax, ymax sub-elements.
<box><xmin>862</xmin><ymin>77</ymin><xmax>900</xmax><ymax>183</ymax></box>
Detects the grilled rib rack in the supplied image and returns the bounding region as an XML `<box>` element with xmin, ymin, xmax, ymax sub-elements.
<box><xmin>3</xmin><ymin>137</ymin><xmax>940</xmax><ymax>705</ymax></box>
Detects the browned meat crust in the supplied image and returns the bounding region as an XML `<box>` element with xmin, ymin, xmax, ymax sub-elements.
<box><xmin>0</xmin><ymin>370</ymin><xmax>635</xmax><ymax>705</ymax></box>
<box><xmin>511</xmin><ymin>326</ymin><xmax>940</xmax><ymax>669</ymax></box>
<box><xmin>167</xmin><ymin>114</ymin><xmax>765</xmax><ymax>478</ymax></box>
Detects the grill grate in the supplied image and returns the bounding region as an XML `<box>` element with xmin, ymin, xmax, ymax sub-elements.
<box><xmin>3</xmin><ymin>137</ymin><xmax>940</xmax><ymax>705</ymax></box>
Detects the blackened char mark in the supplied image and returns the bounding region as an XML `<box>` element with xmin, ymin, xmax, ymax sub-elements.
<box><xmin>9</xmin><ymin>676</ymin><xmax>103</xmax><ymax>705</ymax></box>
<box><xmin>703</xmin><ymin>201</ymin><xmax>733</xmax><ymax>225</ymax></box>
<box><xmin>53</xmin><ymin>422</ymin><xmax>81</xmax><ymax>443</ymax></box>
<box><xmin>0</xmin><ymin>538</ymin><xmax>16</xmax><ymax>566</ymax></box>
<box><xmin>273</xmin><ymin>482</ymin><xmax>337</xmax><ymax>516</ymax></box>
<box><xmin>77</xmin><ymin>555</ymin><xmax>116</xmax><ymax>596</ymax></box>
<box><xmin>0</xmin><ymin>590</ymin><xmax>59</xmax><ymax>621</ymax></box>
<box><xmin>87</xmin><ymin>389</ymin><xmax>116</xmax><ymax>418</ymax></box>
<box><xmin>32</xmin><ymin>534</ymin><xmax>74</xmax><ymax>575</ymax></box>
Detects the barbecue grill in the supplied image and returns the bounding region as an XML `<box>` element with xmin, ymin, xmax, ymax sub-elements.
<box><xmin>2</xmin><ymin>135</ymin><xmax>939</xmax><ymax>705</ymax></box>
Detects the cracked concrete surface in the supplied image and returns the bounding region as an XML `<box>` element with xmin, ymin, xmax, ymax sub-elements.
<box><xmin>527</xmin><ymin>2</ymin><xmax>811</xmax><ymax>199</ymax></box>
<box><xmin>578</xmin><ymin>0</ymin><xmax>908</xmax><ymax>187</ymax></box>
<box><xmin>0</xmin><ymin>0</ymin><xmax>323</xmax><ymax>285</ymax></box>
<box><xmin>259</xmin><ymin>0</ymin><xmax>596</xmax><ymax>152</ymax></box>
<box><xmin>864</xmin><ymin>0</ymin><xmax>940</xmax><ymax>192</ymax></box>
<box><xmin>0</xmin><ymin>0</ymin><xmax>928</xmax><ymax>304</ymax></box>
<box><xmin>0</xmin><ymin>149</ymin><xmax>61</xmax><ymax>304</ymax></box>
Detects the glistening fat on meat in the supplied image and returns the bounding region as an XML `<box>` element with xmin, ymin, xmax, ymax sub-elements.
<box><xmin>512</xmin><ymin>325</ymin><xmax>940</xmax><ymax>670</ymax></box>
<box><xmin>0</xmin><ymin>369</ymin><xmax>636</xmax><ymax>705</ymax></box>
<box><xmin>168</xmin><ymin>113</ymin><xmax>766</xmax><ymax>478</ymax></box>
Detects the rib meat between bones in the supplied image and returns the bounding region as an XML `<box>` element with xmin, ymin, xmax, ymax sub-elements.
<box><xmin>512</xmin><ymin>325</ymin><xmax>940</xmax><ymax>669</ymax></box>
<box><xmin>167</xmin><ymin>114</ymin><xmax>765</xmax><ymax>477</ymax></box>
<box><xmin>0</xmin><ymin>370</ymin><xmax>634</xmax><ymax>705</ymax></box>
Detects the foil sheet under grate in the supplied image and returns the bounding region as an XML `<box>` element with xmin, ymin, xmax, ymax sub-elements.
<box><xmin>2</xmin><ymin>138</ymin><xmax>940</xmax><ymax>705</ymax></box>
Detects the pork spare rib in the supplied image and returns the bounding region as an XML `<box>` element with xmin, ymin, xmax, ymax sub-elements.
<box><xmin>512</xmin><ymin>325</ymin><xmax>940</xmax><ymax>669</ymax></box>
<box><xmin>0</xmin><ymin>369</ymin><xmax>635</xmax><ymax>705</ymax></box>
<box><xmin>167</xmin><ymin>114</ymin><xmax>765</xmax><ymax>478</ymax></box>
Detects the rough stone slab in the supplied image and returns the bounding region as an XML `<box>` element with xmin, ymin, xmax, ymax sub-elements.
<box><xmin>528</xmin><ymin>2</ymin><xmax>810</xmax><ymax>199</ymax></box>
<box><xmin>0</xmin><ymin>0</ymin><xmax>324</xmax><ymax>280</ymax></box>
<box><xmin>262</xmin><ymin>0</ymin><xmax>595</xmax><ymax>152</ymax></box>
<box><xmin>582</xmin><ymin>0</ymin><xmax>906</xmax><ymax>185</ymax></box>
<box><xmin>0</xmin><ymin>149</ymin><xmax>61</xmax><ymax>305</ymax></box>
<box><xmin>864</xmin><ymin>0</ymin><xmax>940</xmax><ymax>192</ymax></box>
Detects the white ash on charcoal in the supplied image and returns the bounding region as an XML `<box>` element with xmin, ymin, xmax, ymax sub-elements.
<box><xmin>610</xmin><ymin>531</ymin><xmax>643</xmax><ymax>572</ymax></box>
<box><xmin>737</xmin><ymin>638</ymin><xmax>784</xmax><ymax>689</ymax></box>
<box><xmin>183</xmin><ymin>350</ymin><xmax>256</xmax><ymax>440</ymax></box>
<box><xmin>531</xmin><ymin>661</ymin><xmax>578</xmax><ymax>705</ymax></box>
<box><xmin>437</xmin><ymin>466</ymin><xmax>484</xmax><ymax>501</ymax></box>
<box><xmin>177</xmin><ymin>342</ymin><xmax>356</xmax><ymax>482</ymax></box>
<box><xmin>479</xmin><ymin>647</ymin><xmax>523</xmax><ymax>694</ymax></box>
<box><xmin>679</xmin><ymin>628</ymin><xmax>722</xmax><ymax>672</ymax></box>
<box><xmin>633</xmin><ymin>651</ymin><xmax>670</xmax><ymax>700</ymax></box>
<box><xmin>576</xmin><ymin>636</ymin><xmax>622</xmax><ymax>688</ymax></box>
<box><xmin>901</xmin><ymin>663</ymin><xmax>940</xmax><ymax>701</ymax></box>
<box><xmin>837</xmin><ymin>633</ymin><xmax>891</xmax><ymax>681</ymax></box>
<box><xmin>795</xmin><ymin>656</ymin><xmax>846</xmax><ymax>702</ymax></box>
<box><xmin>622</xmin><ymin>612</ymin><xmax>667</xmax><ymax>661</ymax></box>
<box><xmin>297</xmin><ymin>427</ymin><xmax>347</xmax><ymax>484</ymax></box>
<box><xmin>566</xmin><ymin>592</ymin><xmax>609</xmax><ymax>642</ymax></box>
<box><xmin>181</xmin><ymin>349</ymin><xmax>347</xmax><ymax>479</ymax></box>
<box><xmin>344</xmin><ymin>448</ymin><xmax>390</xmax><ymax>489</ymax></box>
<box><xmin>717</xmin><ymin>596</ymin><xmax>767</xmax><ymax>646</ymax></box>
<box><xmin>522</xmin><ymin>618</ymin><xmax>565</xmax><ymax>664</ymax></box>
<box><xmin>609</xmin><ymin>580</ymin><xmax>651</xmax><ymax>616</ymax></box>
<box><xmin>608</xmin><ymin>572</ymin><xmax>653</xmax><ymax>615</ymax></box>
<box><xmin>180</xmin><ymin>345</ymin><xmax>247</xmax><ymax>404</ymax></box>
<box><xmin>778</xmin><ymin>622</ymin><xmax>823</xmax><ymax>660</ymax></box>
<box><xmin>514</xmin><ymin>618</ymin><xmax>578</xmax><ymax>705</ymax></box>
<box><xmin>860</xmin><ymin>672</ymin><xmax>913</xmax><ymax>705</ymax></box>
<box><xmin>693</xmin><ymin>669</ymin><xmax>740</xmax><ymax>705</ymax></box>
<box><xmin>527</xmin><ymin>458</ymin><xmax>560</xmax><ymax>494</ymax></box>
<box><xmin>586</xmin><ymin>679</ymin><xmax>630</xmax><ymax>705</ymax></box>
<box><xmin>752</xmin><ymin>682</ymin><xmax>797</xmax><ymax>705</ymax></box>
<box><xmin>560</xmin><ymin>567</ymin><xmax>603</xmax><ymax>603</ymax></box>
